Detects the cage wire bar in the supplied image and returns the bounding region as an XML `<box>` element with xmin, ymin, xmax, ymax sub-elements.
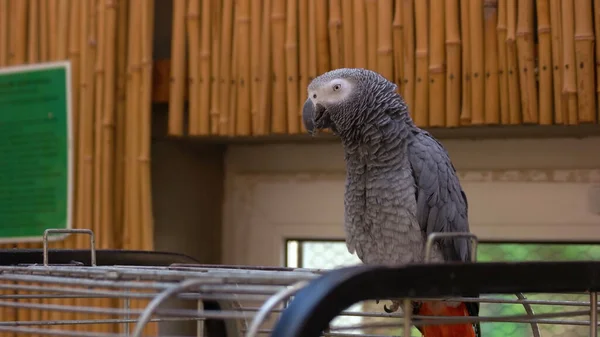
<box><xmin>0</xmin><ymin>228</ymin><xmax>597</xmax><ymax>337</ymax></box>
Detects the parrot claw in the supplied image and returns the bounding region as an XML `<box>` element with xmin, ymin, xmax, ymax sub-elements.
<box><xmin>383</xmin><ymin>300</ymin><xmax>401</xmax><ymax>313</ymax></box>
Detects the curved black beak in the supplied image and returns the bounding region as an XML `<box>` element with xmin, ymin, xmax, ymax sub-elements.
<box><xmin>302</xmin><ymin>98</ymin><xmax>327</xmax><ymax>135</ymax></box>
<box><xmin>302</xmin><ymin>98</ymin><xmax>315</xmax><ymax>134</ymax></box>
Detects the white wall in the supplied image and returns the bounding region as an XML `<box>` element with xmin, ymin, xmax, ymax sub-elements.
<box><xmin>222</xmin><ymin>137</ymin><xmax>600</xmax><ymax>266</ymax></box>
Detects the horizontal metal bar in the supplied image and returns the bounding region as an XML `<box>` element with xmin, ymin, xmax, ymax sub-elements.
<box><xmin>0</xmin><ymin>316</ymin><xmax>200</xmax><ymax>326</ymax></box>
<box><xmin>0</xmin><ymin>299</ymin><xmax>255</xmax><ymax>320</ymax></box>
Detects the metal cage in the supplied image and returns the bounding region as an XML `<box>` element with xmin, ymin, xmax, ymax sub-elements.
<box><xmin>0</xmin><ymin>229</ymin><xmax>598</xmax><ymax>337</ymax></box>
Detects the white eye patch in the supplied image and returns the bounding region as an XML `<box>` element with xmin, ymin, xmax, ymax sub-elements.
<box><xmin>309</xmin><ymin>78</ymin><xmax>354</xmax><ymax>105</ymax></box>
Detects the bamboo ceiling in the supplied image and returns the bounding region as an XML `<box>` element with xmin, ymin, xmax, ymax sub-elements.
<box><xmin>169</xmin><ymin>0</ymin><xmax>600</xmax><ymax>138</ymax></box>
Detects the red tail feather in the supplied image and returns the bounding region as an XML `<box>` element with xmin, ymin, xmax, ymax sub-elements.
<box><xmin>416</xmin><ymin>301</ymin><xmax>476</xmax><ymax>337</ymax></box>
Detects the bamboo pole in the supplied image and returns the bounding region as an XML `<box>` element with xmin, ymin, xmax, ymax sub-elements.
<box><xmin>377</xmin><ymin>0</ymin><xmax>394</xmax><ymax>81</ymax></box>
<box><xmin>298</xmin><ymin>0</ymin><xmax>309</xmax><ymax>132</ymax></box>
<box><xmin>101</xmin><ymin>0</ymin><xmax>117</xmax><ymax>252</ymax></box>
<box><xmin>93</xmin><ymin>0</ymin><xmax>105</xmax><ymax>257</ymax></box>
<box><xmin>123</xmin><ymin>5</ymin><xmax>142</xmax><ymax>333</ymax></box>
<box><xmin>459</xmin><ymin>0</ymin><xmax>471</xmax><ymax>124</ymax></box>
<box><xmin>228</xmin><ymin>3</ymin><xmax>238</xmax><ymax>136</ymax></box>
<box><xmin>93</xmin><ymin>1</ymin><xmax>110</xmax><ymax>330</ymax></box>
<box><xmin>516</xmin><ymin>0</ymin><xmax>538</xmax><ymax>124</ymax></box>
<box><xmin>67</xmin><ymin>0</ymin><xmax>80</xmax><ymax>237</ymax></box>
<box><xmin>27</xmin><ymin>3</ymin><xmax>43</xmax><ymax>332</ymax></box>
<box><xmin>469</xmin><ymin>0</ymin><xmax>485</xmax><ymax>125</ymax></box>
<box><xmin>402</xmin><ymin>0</ymin><xmax>415</xmax><ymax>109</ymax></box>
<box><xmin>271</xmin><ymin>0</ymin><xmax>287</xmax><ymax>133</ymax></box>
<box><xmin>209</xmin><ymin>0</ymin><xmax>222</xmax><ymax>135</ymax></box>
<box><xmin>536</xmin><ymin>0</ymin><xmax>553</xmax><ymax>125</ymax></box>
<box><xmin>392</xmin><ymin>0</ymin><xmax>404</xmax><ymax>93</ymax></box>
<box><xmin>366</xmin><ymin>0</ymin><xmax>378</xmax><ymax>70</ymax></box>
<box><xmin>198</xmin><ymin>0</ymin><xmax>211</xmax><ymax>136</ymax></box>
<box><xmin>352</xmin><ymin>0</ymin><xmax>367</xmax><ymax>68</ymax></box>
<box><xmin>0</xmin><ymin>0</ymin><xmax>9</xmax><ymax>316</ymax></box>
<box><xmin>315</xmin><ymin>0</ymin><xmax>330</xmax><ymax>74</ymax></box>
<box><xmin>497</xmin><ymin>0</ymin><xmax>510</xmax><ymax>124</ymax></box>
<box><xmin>0</xmin><ymin>0</ymin><xmax>8</xmax><ymax>66</ymax></box>
<box><xmin>573</xmin><ymin>0</ymin><xmax>596</xmax><ymax>123</ymax></box>
<box><xmin>168</xmin><ymin>0</ymin><xmax>186</xmax><ymax>136</ymax></box>
<box><xmin>257</xmin><ymin>0</ymin><xmax>272</xmax><ymax>134</ymax></box>
<box><xmin>237</xmin><ymin>0</ymin><xmax>252</xmax><ymax>135</ymax></box>
<box><xmin>250</xmin><ymin>0</ymin><xmax>262</xmax><ymax>134</ymax></box>
<box><xmin>218</xmin><ymin>0</ymin><xmax>234</xmax><ymax>135</ymax></box>
<box><xmin>341</xmin><ymin>0</ymin><xmax>353</xmax><ymax>67</ymax></box>
<box><xmin>429</xmin><ymin>0</ymin><xmax>445</xmax><ymax>127</ymax></box>
<box><xmin>64</xmin><ymin>0</ymin><xmax>80</xmax><ymax>329</ymax></box>
<box><xmin>484</xmin><ymin>0</ymin><xmax>499</xmax><ymax>125</ymax></box>
<box><xmin>286</xmin><ymin>0</ymin><xmax>300</xmax><ymax>134</ymax></box>
<box><xmin>48</xmin><ymin>0</ymin><xmax>57</xmax><ymax>60</ymax></box>
<box><xmin>44</xmin><ymin>0</ymin><xmax>60</xmax><ymax>328</ymax></box>
<box><xmin>40</xmin><ymin>0</ymin><xmax>48</xmax><ymax>62</ymax></box>
<box><xmin>445</xmin><ymin>0</ymin><xmax>460</xmax><ymax>127</ymax></box>
<box><xmin>561</xmin><ymin>0</ymin><xmax>579</xmax><ymax>125</ymax></box>
<box><xmin>56</xmin><ymin>0</ymin><xmax>69</xmax><ymax>60</ymax></box>
<box><xmin>8</xmin><ymin>0</ymin><xmax>27</xmax><ymax>66</ymax></box>
<box><xmin>75</xmin><ymin>0</ymin><xmax>93</xmax><ymax>330</ymax></box>
<box><xmin>11</xmin><ymin>0</ymin><xmax>30</xmax><ymax>333</ymax></box>
<box><xmin>140</xmin><ymin>0</ymin><xmax>155</xmax><ymax>262</ymax></box>
<box><xmin>124</xmin><ymin>0</ymin><xmax>142</xmax><ymax>251</ymax></box>
<box><xmin>28</xmin><ymin>0</ymin><xmax>39</xmax><ymax>64</ymax></box>
<box><xmin>595</xmin><ymin>0</ymin><xmax>600</xmax><ymax>122</ymax></box>
<box><xmin>413</xmin><ymin>0</ymin><xmax>428</xmax><ymax>127</ymax></box>
<box><xmin>186</xmin><ymin>0</ymin><xmax>200</xmax><ymax>135</ymax></box>
<box><xmin>505</xmin><ymin>0</ymin><xmax>521</xmax><ymax>124</ymax></box>
<box><xmin>329</xmin><ymin>0</ymin><xmax>342</xmax><ymax>69</ymax></box>
<box><xmin>308</xmin><ymin>0</ymin><xmax>317</xmax><ymax>82</ymax></box>
<box><xmin>114</xmin><ymin>0</ymin><xmax>129</xmax><ymax>255</ymax></box>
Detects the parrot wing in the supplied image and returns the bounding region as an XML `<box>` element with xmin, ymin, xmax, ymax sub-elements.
<box><xmin>407</xmin><ymin>129</ymin><xmax>481</xmax><ymax>337</ymax></box>
<box><xmin>407</xmin><ymin>129</ymin><xmax>471</xmax><ymax>262</ymax></box>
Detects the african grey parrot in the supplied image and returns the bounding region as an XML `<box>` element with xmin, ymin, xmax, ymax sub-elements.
<box><xmin>301</xmin><ymin>68</ymin><xmax>480</xmax><ymax>337</ymax></box>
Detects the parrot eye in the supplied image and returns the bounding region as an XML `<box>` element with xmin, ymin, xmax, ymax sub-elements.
<box><xmin>313</xmin><ymin>94</ymin><xmax>317</xmax><ymax>99</ymax></box>
<box><xmin>333</xmin><ymin>84</ymin><xmax>341</xmax><ymax>91</ymax></box>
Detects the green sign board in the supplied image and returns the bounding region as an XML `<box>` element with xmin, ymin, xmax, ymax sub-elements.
<box><xmin>0</xmin><ymin>61</ymin><xmax>73</xmax><ymax>243</ymax></box>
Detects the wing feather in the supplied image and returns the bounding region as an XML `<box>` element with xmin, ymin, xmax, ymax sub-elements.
<box><xmin>407</xmin><ymin>130</ymin><xmax>471</xmax><ymax>262</ymax></box>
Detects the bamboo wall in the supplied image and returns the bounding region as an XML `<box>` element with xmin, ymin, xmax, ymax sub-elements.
<box><xmin>0</xmin><ymin>0</ymin><xmax>156</xmax><ymax>335</ymax></box>
<box><xmin>169</xmin><ymin>0</ymin><xmax>600</xmax><ymax>137</ymax></box>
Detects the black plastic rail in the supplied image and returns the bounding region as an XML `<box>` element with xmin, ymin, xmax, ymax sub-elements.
<box><xmin>271</xmin><ymin>261</ymin><xmax>600</xmax><ymax>337</ymax></box>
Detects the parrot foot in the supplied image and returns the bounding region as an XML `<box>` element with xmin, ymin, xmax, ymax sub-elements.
<box><xmin>383</xmin><ymin>299</ymin><xmax>401</xmax><ymax>313</ymax></box>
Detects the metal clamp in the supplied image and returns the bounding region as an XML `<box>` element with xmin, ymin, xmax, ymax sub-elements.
<box><xmin>425</xmin><ymin>232</ymin><xmax>479</xmax><ymax>263</ymax></box>
<box><xmin>42</xmin><ymin>229</ymin><xmax>96</xmax><ymax>267</ymax></box>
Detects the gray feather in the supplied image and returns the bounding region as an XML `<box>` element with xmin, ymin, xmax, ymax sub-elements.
<box><xmin>407</xmin><ymin>130</ymin><xmax>472</xmax><ymax>262</ymax></box>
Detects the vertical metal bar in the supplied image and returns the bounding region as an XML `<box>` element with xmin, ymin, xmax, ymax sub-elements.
<box><xmin>403</xmin><ymin>299</ymin><xmax>412</xmax><ymax>337</ymax></box>
<box><xmin>124</xmin><ymin>288</ymin><xmax>131</xmax><ymax>336</ymax></box>
<box><xmin>591</xmin><ymin>292</ymin><xmax>598</xmax><ymax>337</ymax></box>
<box><xmin>197</xmin><ymin>299</ymin><xmax>205</xmax><ymax>337</ymax></box>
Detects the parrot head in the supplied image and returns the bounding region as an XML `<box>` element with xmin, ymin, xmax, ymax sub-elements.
<box><xmin>302</xmin><ymin>68</ymin><xmax>402</xmax><ymax>136</ymax></box>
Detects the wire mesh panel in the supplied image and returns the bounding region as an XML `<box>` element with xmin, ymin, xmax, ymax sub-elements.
<box><xmin>0</xmin><ymin>261</ymin><xmax>328</xmax><ymax>337</ymax></box>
